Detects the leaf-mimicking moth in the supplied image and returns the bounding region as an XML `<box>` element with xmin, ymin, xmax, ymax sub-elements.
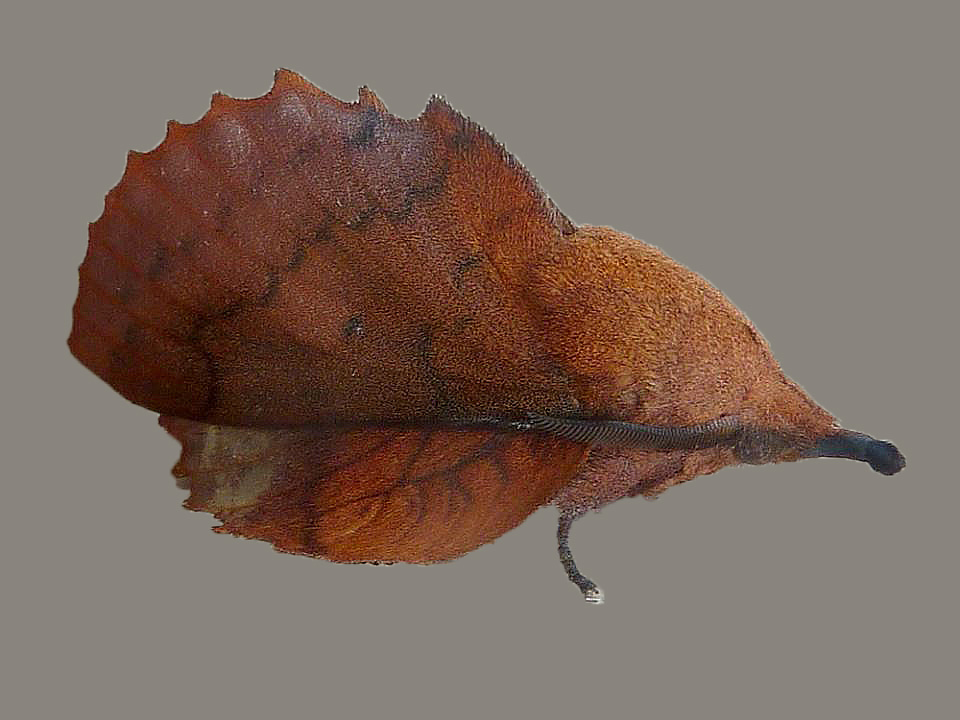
<box><xmin>69</xmin><ymin>70</ymin><xmax>904</xmax><ymax>602</ymax></box>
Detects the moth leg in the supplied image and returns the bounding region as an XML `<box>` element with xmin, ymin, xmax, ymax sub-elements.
<box><xmin>557</xmin><ymin>512</ymin><xmax>604</xmax><ymax>604</ymax></box>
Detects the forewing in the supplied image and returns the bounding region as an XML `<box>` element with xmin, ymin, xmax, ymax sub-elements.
<box><xmin>69</xmin><ymin>70</ymin><xmax>577</xmax><ymax>426</ymax></box>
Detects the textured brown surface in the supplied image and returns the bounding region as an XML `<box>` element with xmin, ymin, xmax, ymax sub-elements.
<box><xmin>70</xmin><ymin>71</ymin><xmax>861</xmax><ymax>564</ymax></box>
<box><xmin>161</xmin><ymin>417</ymin><xmax>586</xmax><ymax>562</ymax></box>
<box><xmin>69</xmin><ymin>69</ymin><xmax>577</xmax><ymax>428</ymax></box>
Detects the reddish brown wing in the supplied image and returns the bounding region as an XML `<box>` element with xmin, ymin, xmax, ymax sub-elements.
<box><xmin>69</xmin><ymin>70</ymin><xmax>577</xmax><ymax>426</ymax></box>
<box><xmin>161</xmin><ymin>417</ymin><xmax>587</xmax><ymax>563</ymax></box>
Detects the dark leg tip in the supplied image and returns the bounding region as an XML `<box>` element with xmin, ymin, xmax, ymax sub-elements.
<box><xmin>865</xmin><ymin>439</ymin><xmax>906</xmax><ymax>475</ymax></box>
<box><xmin>815</xmin><ymin>430</ymin><xmax>905</xmax><ymax>475</ymax></box>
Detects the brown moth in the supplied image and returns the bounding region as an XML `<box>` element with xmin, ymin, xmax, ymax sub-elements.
<box><xmin>69</xmin><ymin>69</ymin><xmax>904</xmax><ymax>603</ymax></box>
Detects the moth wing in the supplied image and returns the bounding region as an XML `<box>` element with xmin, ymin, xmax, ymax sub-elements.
<box><xmin>69</xmin><ymin>70</ymin><xmax>577</xmax><ymax>426</ymax></box>
<box><xmin>160</xmin><ymin>416</ymin><xmax>588</xmax><ymax>562</ymax></box>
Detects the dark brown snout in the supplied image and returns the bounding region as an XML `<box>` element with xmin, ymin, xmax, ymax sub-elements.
<box><xmin>813</xmin><ymin>429</ymin><xmax>905</xmax><ymax>475</ymax></box>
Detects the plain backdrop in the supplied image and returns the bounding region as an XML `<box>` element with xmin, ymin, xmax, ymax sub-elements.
<box><xmin>3</xmin><ymin>2</ymin><xmax>956</xmax><ymax>718</ymax></box>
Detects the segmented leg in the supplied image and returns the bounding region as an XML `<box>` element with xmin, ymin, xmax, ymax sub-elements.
<box><xmin>557</xmin><ymin>512</ymin><xmax>604</xmax><ymax>604</ymax></box>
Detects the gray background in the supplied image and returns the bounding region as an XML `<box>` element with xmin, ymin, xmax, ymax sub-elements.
<box><xmin>3</xmin><ymin>1</ymin><xmax>956</xmax><ymax>718</ymax></box>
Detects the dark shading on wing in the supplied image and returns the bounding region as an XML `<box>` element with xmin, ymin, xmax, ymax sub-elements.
<box><xmin>70</xmin><ymin>70</ymin><xmax>578</xmax><ymax>428</ymax></box>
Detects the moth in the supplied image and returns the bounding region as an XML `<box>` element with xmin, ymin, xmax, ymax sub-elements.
<box><xmin>69</xmin><ymin>70</ymin><xmax>904</xmax><ymax>602</ymax></box>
